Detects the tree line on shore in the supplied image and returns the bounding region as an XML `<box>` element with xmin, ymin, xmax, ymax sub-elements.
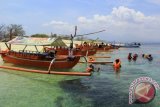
<box><xmin>0</xmin><ymin>24</ymin><xmax>88</xmax><ymax>41</ymax></box>
<box><xmin>0</xmin><ymin>24</ymin><xmax>25</xmax><ymax>41</ymax></box>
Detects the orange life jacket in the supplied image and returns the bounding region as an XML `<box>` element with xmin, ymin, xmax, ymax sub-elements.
<box><xmin>113</xmin><ymin>62</ymin><xmax>121</xmax><ymax>69</ymax></box>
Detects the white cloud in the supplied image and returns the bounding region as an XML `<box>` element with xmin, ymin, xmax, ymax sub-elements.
<box><xmin>43</xmin><ymin>20</ymin><xmax>68</xmax><ymax>26</ymax></box>
<box><xmin>43</xmin><ymin>6</ymin><xmax>160</xmax><ymax>42</ymax></box>
<box><xmin>78</xmin><ymin>17</ymin><xmax>92</xmax><ymax>23</ymax></box>
<box><xmin>43</xmin><ymin>20</ymin><xmax>74</xmax><ymax>35</ymax></box>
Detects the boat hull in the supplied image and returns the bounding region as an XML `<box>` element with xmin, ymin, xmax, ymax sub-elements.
<box><xmin>86</xmin><ymin>49</ymin><xmax>97</xmax><ymax>56</ymax></box>
<box><xmin>1</xmin><ymin>54</ymin><xmax>80</xmax><ymax>69</ymax></box>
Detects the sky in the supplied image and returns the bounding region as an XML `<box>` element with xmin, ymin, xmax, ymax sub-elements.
<box><xmin>0</xmin><ymin>0</ymin><xmax>160</xmax><ymax>42</ymax></box>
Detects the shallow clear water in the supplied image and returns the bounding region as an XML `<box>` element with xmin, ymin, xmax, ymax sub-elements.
<box><xmin>0</xmin><ymin>45</ymin><xmax>160</xmax><ymax>107</ymax></box>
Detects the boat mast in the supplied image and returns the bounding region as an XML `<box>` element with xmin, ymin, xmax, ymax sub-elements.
<box><xmin>9</xmin><ymin>29</ymin><xmax>13</xmax><ymax>50</ymax></box>
<box><xmin>69</xmin><ymin>26</ymin><xmax>77</xmax><ymax>57</ymax></box>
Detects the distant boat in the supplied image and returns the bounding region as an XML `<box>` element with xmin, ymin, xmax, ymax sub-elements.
<box><xmin>112</xmin><ymin>42</ymin><xmax>141</xmax><ymax>48</ymax></box>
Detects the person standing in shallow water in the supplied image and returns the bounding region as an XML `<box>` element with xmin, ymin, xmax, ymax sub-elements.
<box><xmin>113</xmin><ymin>59</ymin><xmax>121</xmax><ymax>70</ymax></box>
<box><xmin>133</xmin><ymin>54</ymin><xmax>138</xmax><ymax>61</ymax></box>
<box><xmin>128</xmin><ymin>53</ymin><xmax>132</xmax><ymax>61</ymax></box>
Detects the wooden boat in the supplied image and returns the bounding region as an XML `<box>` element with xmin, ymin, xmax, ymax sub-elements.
<box><xmin>1</xmin><ymin>50</ymin><xmax>80</xmax><ymax>69</ymax></box>
<box><xmin>0</xmin><ymin>37</ymin><xmax>81</xmax><ymax>69</ymax></box>
<box><xmin>44</xmin><ymin>43</ymin><xmax>97</xmax><ymax>56</ymax></box>
<box><xmin>44</xmin><ymin>47</ymin><xmax>87</xmax><ymax>56</ymax></box>
<box><xmin>0</xmin><ymin>26</ymin><xmax>107</xmax><ymax>76</ymax></box>
<box><xmin>43</xmin><ymin>26</ymin><xmax>106</xmax><ymax>57</ymax></box>
<box><xmin>75</xmin><ymin>44</ymin><xmax>97</xmax><ymax>56</ymax></box>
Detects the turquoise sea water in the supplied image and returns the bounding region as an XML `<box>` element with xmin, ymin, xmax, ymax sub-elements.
<box><xmin>0</xmin><ymin>44</ymin><xmax>160</xmax><ymax>107</ymax></box>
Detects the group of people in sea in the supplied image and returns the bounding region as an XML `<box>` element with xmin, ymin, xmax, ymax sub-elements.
<box><xmin>128</xmin><ymin>53</ymin><xmax>153</xmax><ymax>61</ymax></box>
<box><xmin>128</xmin><ymin>53</ymin><xmax>138</xmax><ymax>61</ymax></box>
<box><xmin>86</xmin><ymin>52</ymin><xmax>153</xmax><ymax>73</ymax></box>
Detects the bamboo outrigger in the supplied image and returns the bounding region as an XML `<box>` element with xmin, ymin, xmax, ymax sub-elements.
<box><xmin>0</xmin><ymin>66</ymin><xmax>91</xmax><ymax>76</ymax></box>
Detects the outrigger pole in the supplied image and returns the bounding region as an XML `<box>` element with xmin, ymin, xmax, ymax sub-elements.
<box><xmin>0</xmin><ymin>66</ymin><xmax>91</xmax><ymax>76</ymax></box>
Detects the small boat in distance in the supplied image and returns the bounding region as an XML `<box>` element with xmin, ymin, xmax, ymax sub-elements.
<box><xmin>112</xmin><ymin>42</ymin><xmax>141</xmax><ymax>48</ymax></box>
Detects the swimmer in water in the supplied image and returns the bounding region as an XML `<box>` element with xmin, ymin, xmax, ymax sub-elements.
<box><xmin>113</xmin><ymin>59</ymin><xmax>121</xmax><ymax>69</ymax></box>
<box><xmin>128</xmin><ymin>53</ymin><xmax>132</xmax><ymax>61</ymax></box>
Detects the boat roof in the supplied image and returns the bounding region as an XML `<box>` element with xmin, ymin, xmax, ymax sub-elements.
<box><xmin>7</xmin><ymin>36</ymin><xmax>67</xmax><ymax>46</ymax></box>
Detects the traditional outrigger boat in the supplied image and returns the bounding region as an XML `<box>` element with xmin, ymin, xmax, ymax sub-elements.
<box><xmin>0</xmin><ymin>27</ymin><xmax>114</xmax><ymax>76</ymax></box>
<box><xmin>75</xmin><ymin>43</ymin><xmax>97</xmax><ymax>56</ymax></box>
<box><xmin>43</xmin><ymin>27</ymin><xmax>105</xmax><ymax>57</ymax></box>
<box><xmin>0</xmin><ymin>37</ymin><xmax>80</xmax><ymax>69</ymax></box>
<box><xmin>44</xmin><ymin>46</ymin><xmax>87</xmax><ymax>56</ymax></box>
<box><xmin>45</xmin><ymin>42</ymin><xmax>97</xmax><ymax>56</ymax></box>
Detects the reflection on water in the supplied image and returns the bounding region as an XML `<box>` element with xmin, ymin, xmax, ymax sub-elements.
<box><xmin>114</xmin><ymin>70</ymin><xmax>121</xmax><ymax>79</ymax></box>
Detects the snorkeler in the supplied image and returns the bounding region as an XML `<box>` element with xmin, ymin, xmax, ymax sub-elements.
<box><xmin>146</xmin><ymin>54</ymin><xmax>153</xmax><ymax>61</ymax></box>
<box><xmin>142</xmin><ymin>54</ymin><xmax>153</xmax><ymax>61</ymax></box>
